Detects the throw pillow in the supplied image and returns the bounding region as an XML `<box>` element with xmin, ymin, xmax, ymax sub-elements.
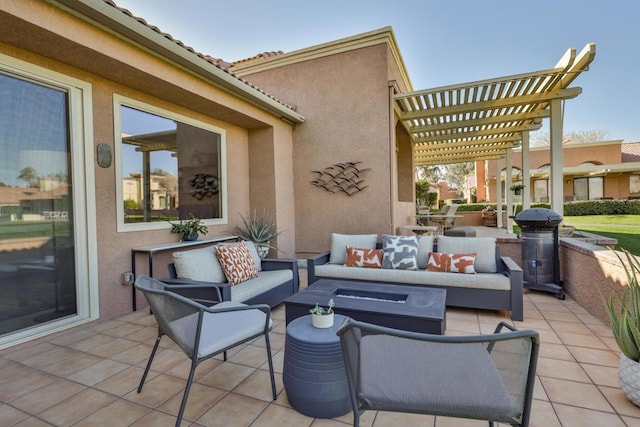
<box><xmin>381</xmin><ymin>235</ymin><xmax>419</xmax><ymax>270</ymax></box>
<box><xmin>329</xmin><ymin>233</ymin><xmax>378</xmax><ymax>264</ymax></box>
<box><xmin>172</xmin><ymin>246</ymin><xmax>227</xmax><ymax>283</ymax></box>
<box><xmin>215</xmin><ymin>242</ymin><xmax>259</xmax><ymax>285</ymax></box>
<box><xmin>345</xmin><ymin>246</ymin><xmax>383</xmax><ymax>268</ymax></box>
<box><xmin>427</xmin><ymin>252</ymin><xmax>477</xmax><ymax>274</ymax></box>
<box><xmin>221</xmin><ymin>240</ymin><xmax>262</xmax><ymax>272</ymax></box>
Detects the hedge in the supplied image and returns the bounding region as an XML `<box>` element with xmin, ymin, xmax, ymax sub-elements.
<box><xmin>451</xmin><ymin>200</ymin><xmax>640</xmax><ymax>216</ymax></box>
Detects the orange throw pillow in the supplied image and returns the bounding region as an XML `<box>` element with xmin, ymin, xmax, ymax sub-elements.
<box><xmin>216</xmin><ymin>242</ymin><xmax>259</xmax><ymax>285</ymax></box>
<box><xmin>426</xmin><ymin>252</ymin><xmax>477</xmax><ymax>274</ymax></box>
<box><xmin>345</xmin><ymin>246</ymin><xmax>383</xmax><ymax>268</ymax></box>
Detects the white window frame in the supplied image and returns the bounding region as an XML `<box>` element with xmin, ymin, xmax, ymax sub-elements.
<box><xmin>113</xmin><ymin>95</ymin><xmax>228</xmax><ymax>232</ymax></box>
<box><xmin>0</xmin><ymin>52</ymin><xmax>98</xmax><ymax>349</ymax></box>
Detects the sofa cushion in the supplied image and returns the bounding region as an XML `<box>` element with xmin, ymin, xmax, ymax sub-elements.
<box><xmin>427</xmin><ymin>252</ymin><xmax>477</xmax><ymax>274</ymax></box>
<box><xmin>172</xmin><ymin>246</ymin><xmax>227</xmax><ymax>283</ymax></box>
<box><xmin>382</xmin><ymin>235</ymin><xmax>419</xmax><ymax>270</ymax></box>
<box><xmin>230</xmin><ymin>270</ymin><xmax>293</xmax><ymax>302</ymax></box>
<box><xmin>329</xmin><ymin>233</ymin><xmax>378</xmax><ymax>264</ymax></box>
<box><xmin>314</xmin><ymin>264</ymin><xmax>510</xmax><ymax>291</ymax></box>
<box><xmin>345</xmin><ymin>247</ymin><xmax>383</xmax><ymax>268</ymax></box>
<box><xmin>417</xmin><ymin>235</ymin><xmax>434</xmax><ymax>269</ymax></box>
<box><xmin>216</xmin><ymin>242</ymin><xmax>259</xmax><ymax>285</ymax></box>
<box><xmin>436</xmin><ymin>236</ymin><xmax>497</xmax><ymax>273</ymax></box>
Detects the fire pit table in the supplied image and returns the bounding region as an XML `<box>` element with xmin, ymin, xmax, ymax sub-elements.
<box><xmin>284</xmin><ymin>279</ymin><xmax>446</xmax><ymax>334</ymax></box>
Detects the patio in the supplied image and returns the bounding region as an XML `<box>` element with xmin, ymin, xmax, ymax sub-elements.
<box><xmin>1</xmin><ymin>268</ymin><xmax>640</xmax><ymax>427</ymax></box>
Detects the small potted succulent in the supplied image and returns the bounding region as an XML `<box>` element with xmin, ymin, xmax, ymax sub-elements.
<box><xmin>169</xmin><ymin>213</ymin><xmax>208</xmax><ymax>241</ymax></box>
<box><xmin>309</xmin><ymin>299</ymin><xmax>335</xmax><ymax>328</ymax></box>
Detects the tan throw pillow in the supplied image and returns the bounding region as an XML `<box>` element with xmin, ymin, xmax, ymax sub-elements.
<box><xmin>345</xmin><ymin>246</ymin><xmax>383</xmax><ymax>268</ymax></box>
<box><xmin>215</xmin><ymin>242</ymin><xmax>259</xmax><ymax>285</ymax></box>
<box><xmin>427</xmin><ymin>252</ymin><xmax>477</xmax><ymax>274</ymax></box>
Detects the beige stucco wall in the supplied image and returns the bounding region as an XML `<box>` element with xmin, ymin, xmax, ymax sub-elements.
<box><xmin>237</xmin><ymin>41</ymin><xmax>414</xmax><ymax>254</ymax></box>
<box><xmin>1</xmin><ymin>0</ymin><xmax>297</xmax><ymax>319</ymax></box>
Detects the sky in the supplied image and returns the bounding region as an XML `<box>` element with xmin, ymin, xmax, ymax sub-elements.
<box><xmin>114</xmin><ymin>0</ymin><xmax>640</xmax><ymax>143</ymax></box>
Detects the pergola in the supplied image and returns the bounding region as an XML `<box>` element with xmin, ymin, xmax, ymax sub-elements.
<box><xmin>394</xmin><ymin>43</ymin><xmax>596</xmax><ymax>227</ymax></box>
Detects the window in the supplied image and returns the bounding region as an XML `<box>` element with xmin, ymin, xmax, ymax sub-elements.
<box><xmin>574</xmin><ymin>177</ymin><xmax>604</xmax><ymax>200</ymax></box>
<box><xmin>533</xmin><ymin>179</ymin><xmax>549</xmax><ymax>202</ymax></box>
<box><xmin>631</xmin><ymin>175</ymin><xmax>640</xmax><ymax>194</ymax></box>
<box><xmin>115</xmin><ymin>97</ymin><xmax>226</xmax><ymax>231</ymax></box>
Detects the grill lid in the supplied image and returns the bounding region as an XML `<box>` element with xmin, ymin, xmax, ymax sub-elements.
<box><xmin>513</xmin><ymin>208</ymin><xmax>563</xmax><ymax>230</ymax></box>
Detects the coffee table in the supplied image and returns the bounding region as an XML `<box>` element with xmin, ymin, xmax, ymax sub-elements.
<box><xmin>284</xmin><ymin>279</ymin><xmax>446</xmax><ymax>334</ymax></box>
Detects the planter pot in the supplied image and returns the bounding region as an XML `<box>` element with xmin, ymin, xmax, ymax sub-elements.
<box><xmin>513</xmin><ymin>189</ymin><xmax>521</xmax><ymax>196</ymax></box>
<box><xmin>182</xmin><ymin>232</ymin><xmax>198</xmax><ymax>242</ymax></box>
<box><xmin>256</xmin><ymin>242</ymin><xmax>270</xmax><ymax>258</ymax></box>
<box><xmin>311</xmin><ymin>312</ymin><xmax>334</xmax><ymax>328</ymax></box>
<box><xmin>619</xmin><ymin>353</ymin><xmax>640</xmax><ymax>407</ymax></box>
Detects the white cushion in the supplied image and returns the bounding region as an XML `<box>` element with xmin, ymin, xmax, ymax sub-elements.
<box><xmin>172</xmin><ymin>246</ymin><xmax>227</xmax><ymax>283</ymax></box>
<box><xmin>417</xmin><ymin>235</ymin><xmax>434</xmax><ymax>269</ymax></box>
<box><xmin>314</xmin><ymin>264</ymin><xmax>510</xmax><ymax>291</ymax></box>
<box><xmin>329</xmin><ymin>233</ymin><xmax>378</xmax><ymax>264</ymax></box>
<box><xmin>436</xmin><ymin>236</ymin><xmax>497</xmax><ymax>273</ymax></box>
<box><xmin>230</xmin><ymin>270</ymin><xmax>293</xmax><ymax>302</ymax></box>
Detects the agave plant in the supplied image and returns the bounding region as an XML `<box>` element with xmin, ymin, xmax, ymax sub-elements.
<box><xmin>600</xmin><ymin>249</ymin><xmax>640</xmax><ymax>362</ymax></box>
<box><xmin>233</xmin><ymin>210</ymin><xmax>283</xmax><ymax>251</ymax></box>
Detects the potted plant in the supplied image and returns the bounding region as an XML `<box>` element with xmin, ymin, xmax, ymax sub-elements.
<box><xmin>509</xmin><ymin>183</ymin><xmax>525</xmax><ymax>196</ymax></box>
<box><xmin>599</xmin><ymin>248</ymin><xmax>640</xmax><ymax>406</ymax></box>
<box><xmin>233</xmin><ymin>210</ymin><xmax>283</xmax><ymax>258</ymax></box>
<box><xmin>309</xmin><ymin>299</ymin><xmax>335</xmax><ymax>328</ymax></box>
<box><xmin>169</xmin><ymin>213</ymin><xmax>208</xmax><ymax>241</ymax></box>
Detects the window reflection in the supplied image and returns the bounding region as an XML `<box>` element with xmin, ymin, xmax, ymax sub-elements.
<box><xmin>119</xmin><ymin>105</ymin><xmax>222</xmax><ymax>224</ymax></box>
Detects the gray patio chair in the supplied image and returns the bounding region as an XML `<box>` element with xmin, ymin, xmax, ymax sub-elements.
<box><xmin>134</xmin><ymin>275</ymin><xmax>277</xmax><ymax>427</ymax></box>
<box><xmin>337</xmin><ymin>319</ymin><xmax>539</xmax><ymax>427</ymax></box>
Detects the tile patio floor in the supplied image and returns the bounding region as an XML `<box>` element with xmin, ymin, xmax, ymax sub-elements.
<box><xmin>2</xmin><ymin>273</ymin><xmax>640</xmax><ymax>426</ymax></box>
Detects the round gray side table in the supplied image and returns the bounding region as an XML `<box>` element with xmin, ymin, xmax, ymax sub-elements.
<box><xmin>283</xmin><ymin>314</ymin><xmax>350</xmax><ymax>418</ymax></box>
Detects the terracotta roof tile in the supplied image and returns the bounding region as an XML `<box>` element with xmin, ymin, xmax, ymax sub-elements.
<box><xmin>622</xmin><ymin>142</ymin><xmax>640</xmax><ymax>162</ymax></box>
<box><xmin>103</xmin><ymin>1</ymin><xmax>295</xmax><ymax>110</ymax></box>
<box><xmin>232</xmin><ymin>51</ymin><xmax>285</xmax><ymax>66</ymax></box>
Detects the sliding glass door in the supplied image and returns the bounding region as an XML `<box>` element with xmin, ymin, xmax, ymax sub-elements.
<box><xmin>0</xmin><ymin>71</ymin><xmax>77</xmax><ymax>336</ymax></box>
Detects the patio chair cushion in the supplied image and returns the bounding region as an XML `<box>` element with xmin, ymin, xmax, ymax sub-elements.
<box><xmin>358</xmin><ymin>334</ymin><xmax>520</xmax><ymax>422</ymax></box>
<box><xmin>382</xmin><ymin>235</ymin><xmax>419</xmax><ymax>270</ymax></box>
<box><xmin>416</xmin><ymin>235</ymin><xmax>434</xmax><ymax>269</ymax></box>
<box><xmin>172</xmin><ymin>246</ymin><xmax>227</xmax><ymax>283</ymax></box>
<box><xmin>427</xmin><ymin>252</ymin><xmax>477</xmax><ymax>274</ymax></box>
<box><xmin>345</xmin><ymin>246</ymin><xmax>383</xmax><ymax>268</ymax></box>
<box><xmin>436</xmin><ymin>236</ymin><xmax>497</xmax><ymax>273</ymax></box>
<box><xmin>329</xmin><ymin>233</ymin><xmax>378</xmax><ymax>264</ymax></box>
<box><xmin>216</xmin><ymin>242</ymin><xmax>259</xmax><ymax>285</ymax></box>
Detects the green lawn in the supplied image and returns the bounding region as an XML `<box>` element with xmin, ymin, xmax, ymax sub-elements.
<box><xmin>563</xmin><ymin>215</ymin><xmax>640</xmax><ymax>255</ymax></box>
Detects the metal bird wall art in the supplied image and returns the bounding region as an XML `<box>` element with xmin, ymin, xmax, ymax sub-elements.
<box><xmin>310</xmin><ymin>161</ymin><xmax>370</xmax><ymax>196</ymax></box>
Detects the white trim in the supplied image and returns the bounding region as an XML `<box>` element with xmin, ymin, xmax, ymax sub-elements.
<box><xmin>113</xmin><ymin>95</ymin><xmax>228</xmax><ymax>233</ymax></box>
<box><xmin>0</xmin><ymin>52</ymin><xmax>98</xmax><ymax>349</ymax></box>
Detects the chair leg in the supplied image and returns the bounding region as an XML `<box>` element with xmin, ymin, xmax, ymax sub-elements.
<box><xmin>264</xmin><ymin>332</ymin><xmax>277</xmax><ymax>400</ymax></box>
<box><xmin>175</xmin><ymin>360</ymin><xmax>198</xmax><ymax>427</ymax></box>
<box><xmin>137</xmin><ymin>334</ymin><xmax>161</xmax><ymax>393</ymax></box>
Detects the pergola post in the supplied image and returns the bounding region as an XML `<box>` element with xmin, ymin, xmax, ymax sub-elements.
<box><xmin>549</xmin><ymin>99</ymin><xmax>564</xmax><ymax>215</ymax></box>
<box><xmin>521</xmin><ymin>131</ymin><xmax>531</xmax><ymax>210</ymax></box>
<box><xmin>495</xmin><ymin>159</ymin><xmax>503</xmax><ymax>228</ymax></box>
<box><xmin>505</xmin><ymin>148</ymin><xmax>513</xmax><ymax>233</ymax></box>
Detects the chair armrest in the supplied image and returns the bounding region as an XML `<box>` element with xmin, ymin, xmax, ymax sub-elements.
<box><xmin>500</xmin><ymin>256</ymin><xmax>524</xmax><ymax>321</ymax></box>
<box><xmin>161</xmin><ymin>277</ymin><xmax>230</xmax><ymax>302</ymax></box>
<box><xmin>307</xmin><ymin>251</ymin><xmax>331</xmax><ymax>284</ymax></box>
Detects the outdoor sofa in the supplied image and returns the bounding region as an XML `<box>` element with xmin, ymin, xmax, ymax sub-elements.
<box><xmin>307</xmin><ymin>234</ymin><xmax>524</xmax><ymax>321</ymax></box>
<box><xmin>162</xmin><ymin>241</ymin><xmax>299</xmax><ymax>308</ymax></box>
